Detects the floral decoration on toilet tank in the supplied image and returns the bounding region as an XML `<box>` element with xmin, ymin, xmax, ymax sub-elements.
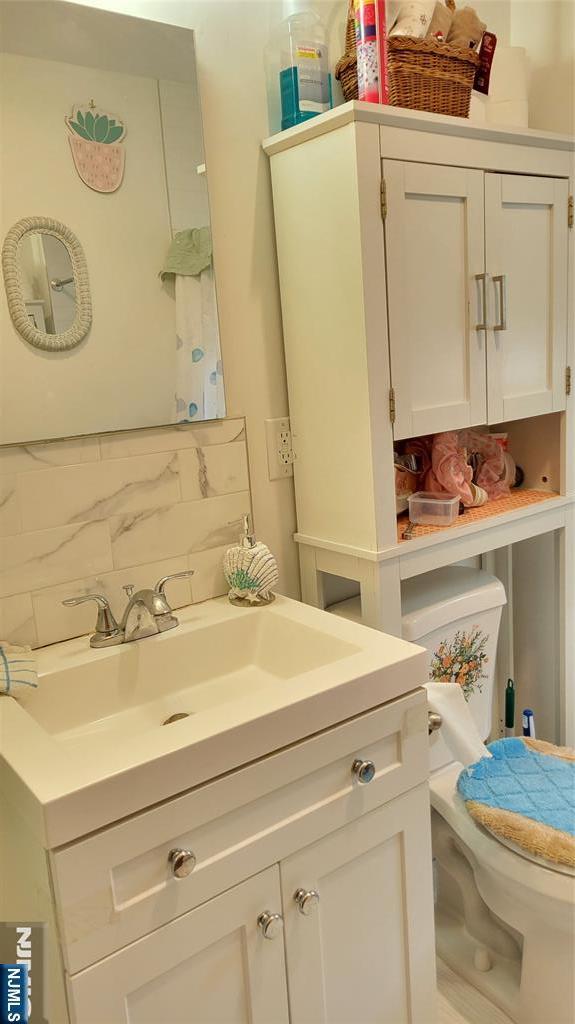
<box><xmin>65</xmin><ymin>102</ymin><xmax>126</xmax><ymax>193</ymax></box>
<box><xmin>429</xmin><ymin>627</ymin><xmax>489</xmax><ymax>700</ymax></box>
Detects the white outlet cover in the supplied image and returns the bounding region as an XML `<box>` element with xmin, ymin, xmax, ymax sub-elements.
<box><xmin>265</xmin><ymin>417</ymin><xmax>294</xmax><ymax>480</ymax></box>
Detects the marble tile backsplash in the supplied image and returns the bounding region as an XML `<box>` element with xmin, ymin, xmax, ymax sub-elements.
<box><xmin>0</xmin><ymin>419</ymin><xmax>251</xmax><ymax>648</ymax></box>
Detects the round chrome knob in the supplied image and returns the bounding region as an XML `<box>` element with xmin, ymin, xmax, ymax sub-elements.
<box><xmin>257</xmin><ymin>911</ymin><xmax>284</xmax><ymax>940</ymax></box>
<box><xmin>352</xmin><ymin>758</ymin><xmax>376</xmax><ymax>784</ymax></box>
<box><xmin>168</xmin><ymin>848</ymin><xmax>196</xmax><ymax>878</ymax></box>
<box><xmin>294</xmin><ymin>888</ymin><xmax>320</xmax><ymax>916</ymax></box>
<box><xmin>428</xmin><ymin>711</ymin><xmax>443</xmax><ymax>735</ymax></box>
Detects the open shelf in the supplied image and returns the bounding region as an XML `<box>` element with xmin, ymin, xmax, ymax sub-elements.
<box><xmin>397</xmin><ymin>489</ymin><xmax>559</xmax><ymax>543</ymax></box>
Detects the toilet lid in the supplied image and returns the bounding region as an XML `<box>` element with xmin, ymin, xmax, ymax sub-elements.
<box><xmin>457</xmin><ymin>737</ymin><xmax>575</xmax><ymax>872</ymax></box>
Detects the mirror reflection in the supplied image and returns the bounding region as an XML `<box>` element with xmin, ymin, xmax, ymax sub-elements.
<box><xmin>0</xmin><ymin>0</ymin><xmax>225</xmax><ymax>445</ymax></box>
<box><xmin>19</xmin><ymin>232</ymin><xmax>76</xmax><ymax>335</ymax></box>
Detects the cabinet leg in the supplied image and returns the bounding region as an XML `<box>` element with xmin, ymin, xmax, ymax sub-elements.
<box><xmin>360</xmin><ymin>559</ymin><xmax>402</xmax><ymax>635</ymax></box>
<box><xmin>298</xmin><ymin>546</ymin><xmax>325</xmax><ymax>609</ymax></box>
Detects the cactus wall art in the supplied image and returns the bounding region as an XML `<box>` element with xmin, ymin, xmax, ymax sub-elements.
<box><xmin>65</xmin><ymin>102</ymin><xmax>126</xmax><ymax>193</ymax></box>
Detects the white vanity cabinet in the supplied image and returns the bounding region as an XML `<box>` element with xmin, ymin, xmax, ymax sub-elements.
<box><xmin>280</xmin><ymin>785</ymin><xmax>433</xmax><ymax>1024</ymax></box>
<box><xmin>68</xmin><ymin>784</ymin><xmax>434</xmax><ymax>1024</ymax></box>
<box><xmin>68</xmin><ymin>866</ymin><xmax>291</xmax><ymax>1024</ymax></box>
<box><xmin>36</xmin><ymin>687</ymin><xmax>435</xmax><ymax>1024</ymax></box>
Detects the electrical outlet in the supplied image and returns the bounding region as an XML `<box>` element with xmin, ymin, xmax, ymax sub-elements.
<box><xmin>265</xmin><ymin>417</ymin><xmax>295</xmax><ymax>480</ymax></box>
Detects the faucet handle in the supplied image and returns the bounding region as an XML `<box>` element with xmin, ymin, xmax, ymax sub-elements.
<box><xmin>62</xmin><ymin>594</ymin><xmax>121</xmax><ymax>639</ymax></box>
<box><xmin>155</xmin><ymin>570</ymin><xmax>195</xmax><ymax>599</ymax></box>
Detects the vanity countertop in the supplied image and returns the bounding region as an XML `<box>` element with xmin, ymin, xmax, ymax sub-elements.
<box><xmin>0</xmin><ymin>595</ymin><xmax>426</xmax><ymax>848</ymax></box>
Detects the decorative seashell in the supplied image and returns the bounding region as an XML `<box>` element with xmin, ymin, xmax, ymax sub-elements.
<box><xmin>223</xmin><ymin>541</ymin><xmax>279</xmax><ymax>604</ymax></box>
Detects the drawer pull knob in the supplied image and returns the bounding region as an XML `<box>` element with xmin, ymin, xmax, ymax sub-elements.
<box><xmin>352</xmin><ymin>758</ymin><xmax>376</xmax><ymax>784</ymax></box>
<box><xmin>257</xmin><ymin>911</ymin><xmax>284</xmax><ymax>940</ymax></box>
<box><xmin>168</xmin><ymin>848</ymin><xmax>196</xmax><ymax>878</ymax></box>
<box><xmin>294</xmin><ymin>888</ymin><xmax>320</xmax><ymax>916</ymax></box>
<box><xmin>428</xmin><ymin>711</ymin><xmax>443</xmax><ymax>735</ymax></box>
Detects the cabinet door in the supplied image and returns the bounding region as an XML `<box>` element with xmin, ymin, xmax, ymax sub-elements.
<box><xmin>485</xmin><ymin>173</ymin><xmax>568</xmax><ymax>423</ymax></box>
<box><xmin>280</xmin><ymin>784</ymin><xmax>436</xmax><ymax>1024</ymax></box>
<box><xmin>68</xmin><ymin>866</ymin><xmax>289</xmax><ymax>1024</ymax></box>
<box><xmin>383</xmin><ymin>160</ymin><xmax>486</xmax><ymax>440</ymax></box>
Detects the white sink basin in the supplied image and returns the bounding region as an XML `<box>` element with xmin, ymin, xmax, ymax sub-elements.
<box><xmin>0</xmin><ymin>596</ymin><xmax>426</xmax><ymax>847</ymax></box>
<box><xmin>17</xmin><ymin>604</ymin><xmax>358</xmax><ymax>752</ymax></box>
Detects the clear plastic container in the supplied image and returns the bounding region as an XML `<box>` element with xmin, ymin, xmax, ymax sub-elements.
<box><xmin>265</xmin><ymin>1</ymin><xmax>333</xmax><ymax>135</ymax></box>
<box><xmin>408</xmin><ymin>491</ymin><xmax>460</xmax><ymax>526</ymax></box>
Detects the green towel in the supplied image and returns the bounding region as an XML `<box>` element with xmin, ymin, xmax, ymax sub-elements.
<box><xmin>160</xmin><ymin>227</ymin><xmax>212</xmax><ymax>279</ymax></box>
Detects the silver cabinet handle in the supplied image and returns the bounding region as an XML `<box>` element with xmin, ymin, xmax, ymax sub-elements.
<box><xmin>257</xmin><ymin>911</ymin><xmax>284</xmax><ymax>939</ymax></box>
<box><xmin>493</xmin><ymin>274</ymin><xmax>507</xmax><ymax>331</ymax></box>
<box><xmin>168</xmin><ymin>848</ymin><xmax>196</xmax><ymax>878</ymax></box>
<box><xmin>352</xmin><ymin>758</ymin><xmax>376</xmax><ymax>784</ymax></box>
<box><xmin>474</xmin><ymin>273</ymin><xmax>488</xmax><ymax>331</ymax></box>
<box><xmin>294</xmin><ymin>888</ymin><xmax>320</xmax><ymax>916</ymax></box>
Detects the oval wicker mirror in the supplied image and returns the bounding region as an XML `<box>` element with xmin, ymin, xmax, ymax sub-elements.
<box><xmin>2</xmin><ymin>216</ymin><xmax>92</xmax><ymax>351</ymax></box>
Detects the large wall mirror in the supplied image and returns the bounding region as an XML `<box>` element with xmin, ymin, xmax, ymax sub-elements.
<box><xmin>0</xmin><ymin>0</ymin><xmax>226</xmax><ymax>446</ymax></box>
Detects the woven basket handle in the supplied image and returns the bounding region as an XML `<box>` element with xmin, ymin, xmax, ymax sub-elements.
<box><xmin>344</xmin><ymin>0</ymin><xmax>356</xmax><ymax>56</ymax></box>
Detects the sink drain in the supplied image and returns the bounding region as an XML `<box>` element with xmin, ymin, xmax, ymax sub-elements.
<box><xmin>162</xmin><ymin>712</ymin><xmax>192</xmax><ymax>725</ymax></box>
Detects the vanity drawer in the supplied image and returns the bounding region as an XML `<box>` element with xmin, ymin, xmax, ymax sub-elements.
<box><xmin>51</xmin><ymin>689</ymin><xmax>428</xmax><ymax>973</ymax></box>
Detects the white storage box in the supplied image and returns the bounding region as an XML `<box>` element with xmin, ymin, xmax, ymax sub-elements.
<box><xmin>408</xmin><ymin>492</ymin><xmax>459</xmax><ymax>527</ymax></box>
<box><xmin>402</xmin><ymin>566</ymin><xmax>507</xmax><ymax>770</ymax></box>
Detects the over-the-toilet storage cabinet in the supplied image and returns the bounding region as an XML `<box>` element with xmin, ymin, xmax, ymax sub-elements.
<box><xmin>264</xmin><ymin>104</ymin><xmax>574</xmax><ymax>744</ymax></box>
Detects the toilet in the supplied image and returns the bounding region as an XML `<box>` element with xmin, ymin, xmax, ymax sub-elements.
<box><xmin>402</xmin><ymin>566</ymin><xmax>575</xmax><ymax>1024</ymax></box>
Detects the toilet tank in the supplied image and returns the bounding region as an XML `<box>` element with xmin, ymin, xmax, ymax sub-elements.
<box><xmin>402</xmin><ymin>567</ymin><xmax>507</xmax><ymax>771</ymax></box>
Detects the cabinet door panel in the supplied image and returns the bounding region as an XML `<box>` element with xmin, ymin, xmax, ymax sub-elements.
<box><xmin>68</xmin><ymin>866</ymin><xmax>289</xmax><ymax>1024</ymax></box>
<box><xmin>485</xmin><ymin>173</ymin><xmax>568</xmax><ymax>423</ymax></box>
<box><xmin>280</xmin><ymin>784</ymin><xmax>436</xmax><ymax>1024</ymax></box>
<box><xmin>383</xmin><ymin>160</ymin><xmax>486</xmax><ymax>440</ymax></box>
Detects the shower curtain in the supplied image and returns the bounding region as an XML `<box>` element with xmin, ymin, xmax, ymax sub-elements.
<box><xmin>174</xmin><ymin>265</ymin><xmax>225</xmax><ymax>422</ymax></box>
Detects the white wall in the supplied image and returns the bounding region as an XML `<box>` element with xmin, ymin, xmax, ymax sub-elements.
<box><xmin>510</xmin><ymin>0</ymin><xmax>575</xmax><ymax>133</ymax></box>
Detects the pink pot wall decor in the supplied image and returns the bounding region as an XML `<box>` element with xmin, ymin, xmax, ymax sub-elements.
<box><xmin>65</xmin><ymin>104</ymin><xmax>126</xmax><ymax>193</ymax></box>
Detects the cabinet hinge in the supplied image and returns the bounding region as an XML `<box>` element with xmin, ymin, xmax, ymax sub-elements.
<box><xmin>380</xmin><ymin>178</ymin><xmax>387</xmax><ymax>221</ymax></box>
<box><xmin>389</xmin><ymin>387</ymin><xmax>396</xmax><ymax>424</ymax></box>
<box><xmin>566</xmin><ymin>366</ymin><xmax>572</xmax><ymax>396</ymax></box>
<box><xmin>568</xmin><ymin>195</ymin><xmax>574</xmax><ymax>229</ymax></box>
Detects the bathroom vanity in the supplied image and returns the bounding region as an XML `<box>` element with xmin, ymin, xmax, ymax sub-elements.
<box><xmin>1</xmin><ymin>596</ymin><xmax>436</xmax><ymax>1023</ymax></box>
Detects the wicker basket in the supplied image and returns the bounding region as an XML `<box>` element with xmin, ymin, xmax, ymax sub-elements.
<box><xmin>336</xmin><ymin>0</ymin><xmax>480</xmax><ymax>119</ymax></box>
<box><xmin>335</xmin><ymin>0</ymin><xmax>359</xmax><ymax>102</ymax></box>
<box><xmin>387</xmin><ymin>33</ymin><xmax>479</xmax><ymax>118</ymax></box>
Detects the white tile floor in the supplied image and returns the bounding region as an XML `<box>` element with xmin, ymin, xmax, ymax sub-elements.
<box><xmin>438</xmin><ymin>959</ymin><xmax>514</xmax><ymax>1024</ymax></box>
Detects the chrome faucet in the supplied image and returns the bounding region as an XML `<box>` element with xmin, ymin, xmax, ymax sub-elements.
<box><xmin>62</xmin><ymin>571</ymin><xmax>195</xmax><ymax>648</ymax></box>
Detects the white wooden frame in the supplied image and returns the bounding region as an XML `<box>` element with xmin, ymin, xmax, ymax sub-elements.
<box><xmin>2</xmin><ymin>216</ymin><xmax>92</xmax><ymax>351</ymax></box>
